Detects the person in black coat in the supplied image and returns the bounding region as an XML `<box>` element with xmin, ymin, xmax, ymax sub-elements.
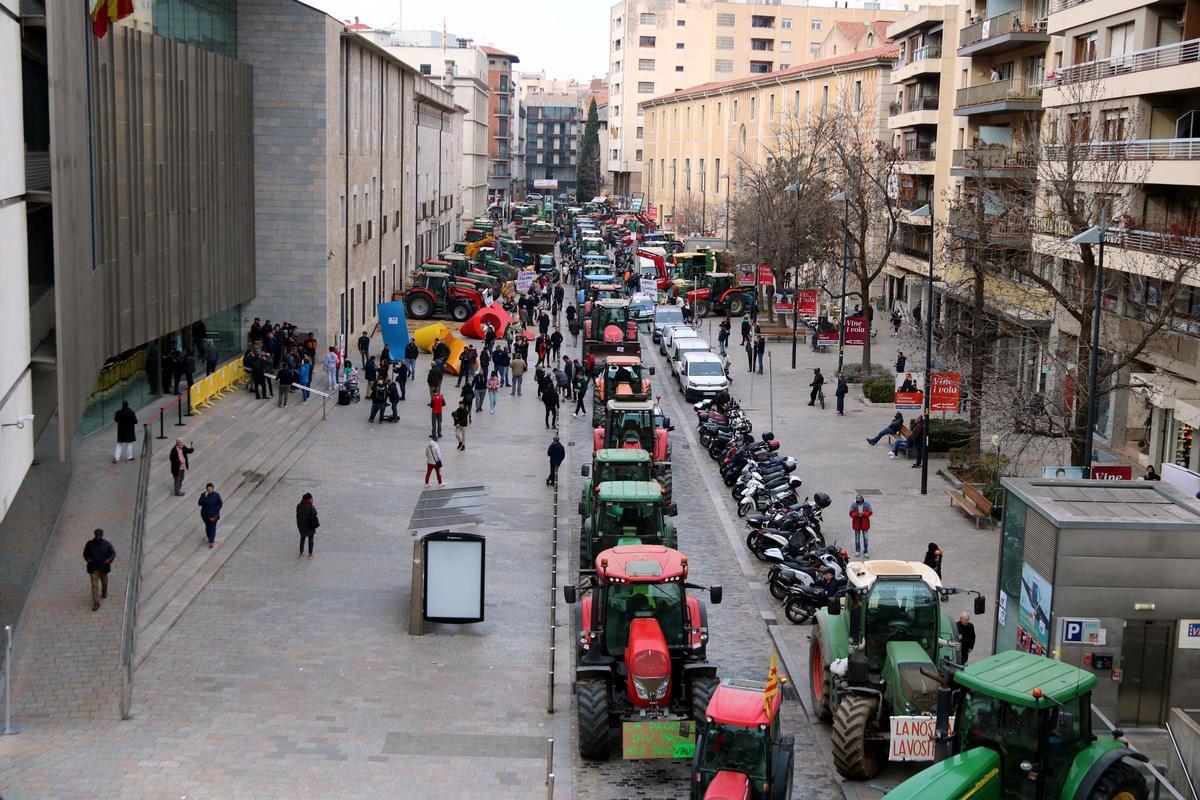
<box><xmin>169</xmin><ymin>438</ymin><xmax>194</xmax><ymax>496</ymax></box>
<box><xmin>542</xmin><ymin>381</ymin><xmax>560</xmax><ymax>429</ymax></box>
<box><xmin>83</xmin><ymin>528</ymin><xmax>116</xmax><ymax>611</ymax></box>
<box><xmin>546</xmin><ymin>435</ymin><xmax>566</xmax><ymax>486</ymax></box>
<box><xmin>923</xmin><ymin>542</ymin><xmax>943</xmax><ymax>577</ymax></box>
<box><xmin>296</xmin><ymin>492</ymin><xmax>320</xmax><ymax>558</ymax></box>
<box><xmin>395</xmin><ymin>359</ymin><xmax>409</xmax><ymax>400</ymax></box>
<box><xmin>113</xmin><ymin>400</ymin><xmax>138</xmax><ymax>463</ymax></box>
<box><xmin>251</xmin><ymin>353</ymin><xmax>269</xmax><ymax>400</ymax></box>
<box><xmin>957</xmin><ymin>612</ymin><xmax>976</xmax><ymax>664</ymax></box>
<box><xmin>198</xmin><ymin>483</ymin><xmax>223</xmax><ymax>548</ymax></box>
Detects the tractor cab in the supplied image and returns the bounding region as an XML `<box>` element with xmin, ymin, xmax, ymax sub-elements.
<box><xmin>582</xmin><ymin>236</ymin><xmax>607</xmax><ymax>255</ymax></box>
<box><xmin>886</xmin><ymin>651</ymin><xmax>1150</xmax><ymax>800</ymax></box>
<box><xmin>691</xmin><ymin>679</ymin><xmax>795</xmax><ymax>800</ymax></box>
<box><xmin>579</xmin><ymin>449</ymin><xmax>656</xmax><ymax>520</ymax></box>
<box><xmin>415</xmin><ymin>271</ymin><xmax>449</xmax><ymax>295</ymax></box>
<box><xmin>705</xmin><ymin>272</ymin><xmax>738</xmax><ymax>298</ymax></box>
<box><xmin>580</xmin><ymin>481</ymin><xmax>677</xmax><ymax>570</ymax></box>
<box><xmin>596</xmin><ymin>400</ymin><xmax>659</xmax><ymax>453</ymax></box>
<box><xmin>599</xmin><ymin>356</ymin><xmax>652</xmax><ymax>398</ymax></box>
<box><xmin>587</xmin><ymin>300</ymin><xmax>637</xmax><ymax>342</ymax></box>
<box><xmin>672</xmin><ymin>251</ymin><xmax>716</xmax><ymax>283</ymax></box>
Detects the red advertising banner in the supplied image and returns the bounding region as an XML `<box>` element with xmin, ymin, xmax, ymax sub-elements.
<box><xmin>817</xmin><ymin>330</ymin><xmax>840</xmax><ymax>346</ymax></box>
<box><xmin>894</xmin><ymin>372</ymin><xmax>924</xmax><ymax>411</ymax></box>
<box><xmin>843</xmin><ymin>316</ymin><xmax>867</xmax><ymax>346</ymax></box>
<box><xmin>930</xmin><ymin>372</ymin><xmax>961</xmax><ymax>412</ymax></box>
<box><xmin>796</xmin><ymin>290</ymin><xmax>819</xmax><ymax>318</ymax></box>
<box><xmin>647</xmin><ymin>207</ymin><xmax>658</xmax><ymax>221</ymax></box>
<box><xmin>774</xmin><ymin>300</ymin><xmax>793</xmax><ymax>313</ymax></box>
<box><xmin>738</xmin><ymin>264</ymin><xmax>776</xmax><ymax>286</ymax></box>
<box><xmin>1090</xmin><ymin>465</ymin><xmax>1133</xmax><ymax>480</ymax></box>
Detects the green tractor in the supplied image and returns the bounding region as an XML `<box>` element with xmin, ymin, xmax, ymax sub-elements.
<box><xmin>579</xmin><ymin>448</ymin><xmax>657</xmax><ymax>521</ymax></box>
<box><xmin>809</xmin><ymin>560</ymin><xmax>985</xmax><ymax>780</ymax></box>
<box><xmin>884</xmin><ymin>650</ymin><xmax>1149</xmax><ymax>800</ymax></box>
<box><xmin>579</xmin><ymin>480</ymin><xmax>678</xmax><ymax>572</ymax></box>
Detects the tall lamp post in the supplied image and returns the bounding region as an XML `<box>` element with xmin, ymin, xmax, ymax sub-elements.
<box><xmin>785</xmin><ymin>181</ymin><xmax>804</xmax><ymax>369</ymax></box>
<box><xmin>699</xmin><ymin>163</ymin><xmax>707</xmax><ymax>236</ymax></box>
<box><xmin>721</xmin><ymin>173</ymin><xmax>731</xmax><ymax>250</ymax></box>
<box><xmin>831</xmin><ymin>189</ymin><xmax>851</xmax><ymax>376</ymax></box>
<box><xmin>910</xmin><ymin>203</ymin><xmax>934</xmax><ymax>495</ymax></box>
<box><xmin>1068</xmin><ymin>223</ymin><xmax>1107</xmax><ymax>473</ymax></box>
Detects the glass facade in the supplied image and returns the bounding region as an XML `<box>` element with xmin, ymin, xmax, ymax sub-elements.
<box><xmin>153</xmin><ymin>0</ymin><xmax>238</xmax><ymax>59</ymax></box>
<box><xmin>994</xmin><ymin>494</ymin><xmax>1026</xmax><ymax>653</ymax></box>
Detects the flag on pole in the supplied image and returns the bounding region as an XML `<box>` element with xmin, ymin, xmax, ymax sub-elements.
<box><xmin>91</xmin><ymin>0</ymin><xmax>134</xmax><ymax>39</ymax></box>
<box><xmin>762</xmin><ymin>651</ymin><xmax>780</xmax><ymax>720</ymax></box>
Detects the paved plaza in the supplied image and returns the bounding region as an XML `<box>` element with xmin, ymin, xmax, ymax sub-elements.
<box><xmin>0</xmin><ymin>309</ymin><xmax>1007</xmax><ymax>800</ymax></box>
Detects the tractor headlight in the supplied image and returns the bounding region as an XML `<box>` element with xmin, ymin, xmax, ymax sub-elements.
<box><xmin>633</xmin><ymin>675</ymin><xmax>669</xmax><ymax>701</ymax></box>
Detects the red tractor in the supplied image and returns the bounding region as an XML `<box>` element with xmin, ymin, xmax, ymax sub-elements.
<box><xmin>582</xmin><ymin>299</ymin><xmax>641</xmax><ymax>367</ymax></box>
<box><xmin>403</xmin><ymin>270</ymin><xmax>484</xmax><ymax>322</ymax></box>
<box><xmin>593</xmin><ymin>399</ymin><xmax>673</xmax><ymax>499</ymax></box>
<box><xmin>690</xmin><ymin>680</ymin><xmax>796</xmax><ymax>799</ymax></box>
<box><xmin>686</xmin><ymin>272</ymin><xmax>755</xmax><ymax>318</ymax></box>
<box><xmin>564</xmin><ymin>544</ymin><xmax>722</xmax><ymax>760</ymax></box>
<box><xmin>591</xmin><ymin>355</ymin><xmax>654</xmax><ymax>426</ymax></box>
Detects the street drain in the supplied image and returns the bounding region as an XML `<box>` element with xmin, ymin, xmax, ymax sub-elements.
<box><xmin>855</xmin><ymin>488</ymin><xmax>883</xmax><ymax>496</ymax></box>
<box><xmin>243</xmin><ymin>471</ymin><xmax>265</xmax><ymax>483</ymax></box>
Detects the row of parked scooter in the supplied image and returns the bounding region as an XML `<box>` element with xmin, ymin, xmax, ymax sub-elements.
<box><xmin>691</xmin><ymin>396</ymin><xmax>848</xmax><ymax>625</ymax></box>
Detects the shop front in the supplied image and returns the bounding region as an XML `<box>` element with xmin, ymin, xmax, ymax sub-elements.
<box><xmin>997</xmin><ymin>478</ymin><xmax>1200</xmax><ymax>727</ymax></box>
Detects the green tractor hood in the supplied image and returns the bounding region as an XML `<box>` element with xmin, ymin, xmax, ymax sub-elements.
<box><xmin>883</xmin><ymin>747</ymin><xmax>1002</xmax><ymax>800</ymax></box>
<box><xmin>881</xmin><ymin>640</ymin><xmax>940</xmax><ymax>716</ymax></box>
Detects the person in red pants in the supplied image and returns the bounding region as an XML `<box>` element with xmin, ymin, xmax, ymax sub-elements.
<box><xmin>424</xmin><ymin>437</ymin><xmax>444</xmax><ymax>488</ymax></box>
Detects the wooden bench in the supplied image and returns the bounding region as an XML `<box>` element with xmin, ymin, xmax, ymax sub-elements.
<box><xmin>947</xmin><ymin>483</ymin><xmax>995</xmax><ymax>528</ymax></box>
<box><xmin>889</xmin><ymin>424</ymin><xmax>914</xmax><ymax>458</ymax></box>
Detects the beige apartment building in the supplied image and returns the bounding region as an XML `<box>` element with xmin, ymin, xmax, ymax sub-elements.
<box><xmin>608</xmin><ymin>0</ymin><xmax>913</xmax><ymax>197</ymax></box>
<box><xmin>640</xmin><ymin>43</ymin><xmax>898</xmax><ymax>235</ymax></box>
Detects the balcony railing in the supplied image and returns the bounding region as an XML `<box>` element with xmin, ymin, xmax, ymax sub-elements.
<box><xmin>895</xmin><ymin>43</ymin><xmax>943</xmax><ymax>69</ymax></box>
<box><xmin>1051</xmin><ymin>38</ymin><xmax>1200</xmax><ymax>87</ymax></box>
<box><xmin>956</xmin><ymin>78</ymin><xmax>1043</xmax><ymax>108</ymax></box>
<box><xmin>908</xmin><ymin>95</ymin><xmax>939</xmax><ymax>112</ymax></box>
<box><xmin>950</xmin><ymin>207</ymin><xmax>1031</xmax><ymax>236</ymax></box>
<box><xmin>1036</xmin><ymin>216</ymin><xmax>1200</xmax><ymax>259</ymax></box>
<box><xmin>960</xmin><ymin>9</ymin><xmax>1047</xmax><ymax>47</ymax></box>
<box><xmin>901</xmin><ymin>148</ymin><xmax>936</xmax><ymax>161</ymax></box>
<box><xmin>952</xmin><ymin>147</ymin><xmax>1038</xmax><ymax>169</ymax></box>
<box><xmin>1043</xmin><ymin>137</ymin><xmax>1200</xmax><ymax>161</ymax></box>
<box><xmin>899</xmin><ymin>240</ymin><xmax>933</xmax><ymax>259</ymax></box>
<box><xmin>889</xmin><ymin>100</ymin><xmax>902</xmax><ymax>116</ymax></box>
<box><xmin>1048</xmin><ymin>0</ymin><xmax>1091</xmax><ymax>14</ymax></box>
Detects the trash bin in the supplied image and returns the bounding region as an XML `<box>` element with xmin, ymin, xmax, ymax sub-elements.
<box><xmin>338</xmin><ymin>388</ymin><xmax>351</xmax><ymax>406</ymax></box>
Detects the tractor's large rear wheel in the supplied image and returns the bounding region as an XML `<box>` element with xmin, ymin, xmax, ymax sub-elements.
<box><xmin>407</xmin><ymin>294</ymin><xmax>433</xmax><ymax>320</ymax></box>
<box><xmin>450</xmin><ymin>302</ymin><xmax>472</xmax><ymax>322</ymax></box>
<box><xmin>832</xmin><ymin>695</ymin><xmax>884</xmax><ymax>780</ymax></box>
<box><xmin>577</xmin><ymin>680</ymin><xmax>611</xmax><ymax>760</ymax></box>
<box><xmin>657</xmin><ymin>462</ymin><xmax>673</xmax><ymax>502</ymax></box>
<box><xmin>696</xmin><ymin>300</ymin><xmax>712</xmax><ymax>318</ymax></box>
<box><xmin>592</xmin><ymin>391</ymin><xmax>603</xmax><ymax>428</ymax></box>
<box><xmin>1087</xmin><ymin>763</ymin><xmax>1148</xmax><ymax>800</ymax></box>
<box><xmin>728</xmin><ymin>296</ymin><xmax>747</xmax><ymax>316</ymax></box>
<box><xmin>691</xmin><ymin>676</ymin><xmax>719</xmax><ymax>723</ymax></box>
<box><xmin>809</xmin><ymin>637</ymin><xmax>833</xmax><ymax>722</ymax></box>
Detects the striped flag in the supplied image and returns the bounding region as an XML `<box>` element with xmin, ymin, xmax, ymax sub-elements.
<box><xmin>91</xmin><ymin>0</ymin><xmax>135</xmax><ymax>39</ymax></box>
<box><xmin>762</xmin><ymin>651</ymin><xmax>779</xmax><ymax>720</ymax></box>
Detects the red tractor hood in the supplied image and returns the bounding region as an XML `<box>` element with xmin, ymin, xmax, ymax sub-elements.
<box><xmin>704</xmin><ymin>770</ymin><xmax>751</xmax><ymax>800</ymax></box>
<box><xmin>603</xmin><ymin>324</ymin><xmax>624</xmax><ymax>343</ymax></box>
<box><xmin>624</xmin><ymin>617</ymin><xmax>672</xmax><ymax>708</ymax></box>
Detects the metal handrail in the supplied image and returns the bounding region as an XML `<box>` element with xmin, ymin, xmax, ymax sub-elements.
<box><xmin>893</xmin><ymin>44</ymin><xmax>943</xmax><ymax>69</ymax></box>
<box><xmin>901</xmin><ymin>148</ymin><xmax>936</xmax><ymax>161</ymax></box>
<box><xmin>1035</xmin><ymin>216</ymin><xmax>1200</xmax><ymax>259</ymax></box>
<box><xmin>1043</xmin><ymin>137</ymin><xmax>1200</xmax><ymax>161</ymax></box>
<box><xmin>960</xmin><ymin>9</ymin><xmax>1047</xmax><ymax>46</ymax></box>
<box><xmin>1048</xmin><ymin>0</ymin><xmax>1091</xmax><ymax>13</ymax></box>
<box><xmin>1091</xmin><ymin>704</ymin><xmax>1190</xmax><ymax>800</ymax></box>
<box><xmin>956</xmin><ymin>78</ymin><xmax>1044</xmax><ymax>108</ymax></box>
<box><xmin>952</xmin><ymin>147</ymin><xmax>1038</xmax><ymax>168</ymax></box>
<box><xmin>1053</xmin><ymin>38</ymin><xmax>1200</xmax><ymax>86</ymax></box>
<box><xmin>118</xmin><ymin>425</ymin><xmax>152</xmax><ymax>720</ymax></box>
<box><xmin>908</xmin><ymin>95</ymin><xmax>940</xmax><ymax>112</ymax></box>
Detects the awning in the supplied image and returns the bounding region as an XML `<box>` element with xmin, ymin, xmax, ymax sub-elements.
<box><xmin>884</xmin><ymin>263</ymin><xmax>920</xmax><ymax>279</ymax></box>
<box><xmin>1131</xmin><ymin>372</ymin><xmax>1200</xmax><ymax>415</ymax></box>
<box><xmin>1175</xmin><ymin>399</ymin><xmax>1200</xmax><ymax>429</ymax></box>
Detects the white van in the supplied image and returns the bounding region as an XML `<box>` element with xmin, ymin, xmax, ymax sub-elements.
<box><xmin>678</xmin><ymin>351</ymin><xmax>730</xmax><ymax>401</ymax></box>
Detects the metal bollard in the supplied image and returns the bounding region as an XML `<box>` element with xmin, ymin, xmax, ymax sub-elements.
<box><xmin>2</xmin><ymin>625</ymin><xmax>20</xmax><ymax>735</ymax></box>
<box><xmin>545</xmin><ymin>738</ymin><xmax>554</xmax><ymax>785</ymax></box>
<box><xmin>184</xmin><ymin>388</ymin><xmax>195</xmax><ymax>417</ymax></box>
<box><xmin>547</xmin><ymin>773</ymin><xmax>554</xmax><ymax>800</ymax></box>
<box><xmin>174</xmin><ymin>394</ymin><xmax>186</xmax><ymax>427</ymax></box>
<box><xmin>156</xmin><ymin>409</ymin><xmax>167</xmax><ymax>440</ymax></box>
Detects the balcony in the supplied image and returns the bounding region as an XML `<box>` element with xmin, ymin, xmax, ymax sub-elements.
<box><xmin>1035</xmin><ymin>216</ymin><xmax>1200</xmax><ymax>260</ymax></box>
<box><xmin>951</xmin><ymin>147</ymin><xmax>1037</xmax><ymax>176</ymax></box>
<box><xmin>890</xmin><ymin>95</ymin><xmax>940</xmax><ymax>130</ymax></box>
<box><xmin>1045</xmin><ymin>0</ymin><xmax>1098</xmax><ymax>35</ymax></box>
<box><xmin>954</xmin><ymin>79</ymin><xmax>1043</xmax><ymax>116</ymax></box>
<box><xmin>958</xmin><ymin>10</ymin><xmax>1049</xmax><ymax>57</ymax></box>
<box><xmin>1047</xmin><ymin>39</ymin><xmax>1200</xmax><ymax>96</ymax></box>
<box><xmin>751</xmin><ymin>38</ymin><xmax>774</xmax><ymax>51</ymax></box>
<box><xmin>1041</xmin><ymin>138</ymin><xmax>1200</xmax><ymax>186</ymax></box>
<box><xmin>950</xmin><ymin>207</ymin><xmax>1032</xmax><ymax>244</ymax></box>
<box><xmin>892</xmin><ymin>44</ymin><xmax>943</xmax><ymax>82</ymax></box>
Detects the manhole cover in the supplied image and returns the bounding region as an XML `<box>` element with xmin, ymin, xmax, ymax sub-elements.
<box><xmin>242</xmin><ymin>471</ymin><xmax>265</xmax><ymax>482</ymax></box>
<box><xmin>855</xmin><ymin>488</ymin><xmax>883</xmax><ymax>496</ymax></box>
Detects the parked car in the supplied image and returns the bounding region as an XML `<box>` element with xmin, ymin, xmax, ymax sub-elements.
<box><xmin>677</xmin><ymin>351</ymin><xmax>729</xmax><ymax>401</ymax></box>
<box><xmin>669</xmin><ymin>338</ymin><xmax>710</xmax><ymax>377</ymax></box>
<box><xmin>660</xmin><ymin>324</ymin><xmax>697</xmax><ymax>356</ymax></box>
<box><xmin>652</xmin><ymin>305</ymin><xmax>685</xmax><ymax>344</ymax></box>
<box><xmin>629</xmin><ymin>293</ymin><xmax>656</xmax><ymax>326</ymax></box>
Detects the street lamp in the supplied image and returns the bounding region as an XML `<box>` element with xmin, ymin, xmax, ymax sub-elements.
<box><xmin>1068</xmin><ymin>223</ymin><xmax>1106</xmax><ymax>473</ymax></box>
<box><xmin>699</xmin><ymin>164</ymin><xmax>707</xmax><ymax>236</ymax></box>
<box><xmin>831</xmin><ymin>189</ymin><xmax>850</xmax><ymax>376</ymax></box>
<box><xmin>911</xmin><ymin>203</ymin><xmax>934</xmax><ymax>495</ymax></box>
<box><xmin>721</xmin><ymin>173</ymin><xmax>731</xmax><ymax>250</ymax></box>
<box><xmin>785</xmin><ymin>181</ymin><xmax>806</xmax><ymax>369</ymax></box>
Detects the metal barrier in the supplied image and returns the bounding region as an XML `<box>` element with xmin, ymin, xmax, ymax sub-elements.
<box><xmin>1092</xmin><ymin>704</ymin><xmax>1190</xmax><ymax>800</ymax></box>
<box><xmin>548</xmin><ymin>476</ymin><xmax>558</xmax><ymax>714</ymax></box>
<box><xmin>118</xmin><ymin>425</ymin><xmax>153</xmax><ymax>720</ymax></box>
<box><xmin>2</xmin><ymin>624</ymin><xmax>19</xmax><ymax>734</ymax></box>
<box><xmin>265</xmin><ymin>374</ymin><xmax>332</xmax><ymax>421</ymax></box>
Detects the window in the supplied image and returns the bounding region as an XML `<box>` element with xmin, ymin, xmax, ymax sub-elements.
<box><xmin>751</xmin><ymin>15</ymin><xmax>774</xmax><ymax>28</ymax></box>
<box><xmin>749</xmin><ymin>61</ymin><xmax>771</xmax><ymax>74</ymax></box>
<box><xmin>670</xmin><ymin>158</ymin><xmax>676</xmax><ymax>187</ymax></box>
<box><xmin>821</xmin><ymin>84</ymin><xmax>829</xmax><ymax>112</ymax></box>
<box><xmin>1109</xmin><ymin>22</ymin><xmax>1135</xmax><ymax>57</ymax></box>
<box><xmin>639</xmin><ymin>58</ymin><xmax>655</xmax><ymax>70</ymax></box>
<box><xmin>751</xmin><ymin>38</ymin><xmax>773</xmax><ymax>51</ymax></box>
<box><xmin>715</xmin><ymin>59</ymin><xmax>733</xmax><ymax>72</ymax></box>
<box><xmin>660</xmin><ymin>159</ymin><xmax>665</xmax><ymax>187</ymax></box>
<box><xmin>810</xmin><ymin>42</ymin><xmax>821</xmax><ymax>55</ymax></box>
<box><xmin>685</xmin><ymin>158</ymin><xmax>691</xmax><ymax>190</ymax></box>
<box><xmin>716</xmin><ymin>36</ymin><xmax>734</xmax><ymax>49</ymax></box>
<box><xmin>854</xmin><ymin>80</ymin><xmax>862</xmax><ymax>112</ymax></box>
<box><xmin>782</xmin><ymin>18</ymin><xmax>793</xmax><ymax>29</ymax></box>
<box><xmin>781</xmin><ymin>41</ymin><xmax>792</xmax><ymax>52</ymax></box>
<box><xmin>779</xmin><ymin>63</ymin><xmax>790</xmax><ymax>69</ymax></box>
<box><xmin>677</xmin><ymin>19</ymin><xmax>686</xmax><ymax>26</ymax></box>
<box><xmin>733</xmin><ymin>99</ymin><xmax>738</xmax><ymax>118</ymax></box>
<box><xmin>639</xmin><ymin>35</ymin><xmax>656</xmax><ymax>47</ymax></box>
<box><xmin>699</xmin><ymin>158</ymin><xmax>705</xmax><ymax>189</ymax></box>
<box><xmin>811</xmin><ymin>20</ymin><xmax>822</xmax><ymax>30</ymax></box>
<box><xmin>636</xmin><ymin>126</ymin><xmax>643</xmax><ymax>138</ymax></box>
<box><xmin>640</xmin><ymin>12</ymin><xmax>656</xmax><ymax>24</ymax></box>
<box><xmin>794</xmin><ymin>90</ymin><xmax>800</xmax><ymax>114</ymax></box>
<box><xmin>675</xmin><ymin>65</ymin><xmax>684</xmax><ymax>71</ymax></box>
<box><xmin>676</xmin><ymin>42</ymin><xmax>685</xmax><ymax>49</ymax></box>
<box><xmin>1073</xmin><ymin>31</ymin><xmax>1098</xmax><ymax>63</ymax></box>
<box><xmin>1102</xmin><ymin>108</ymin><xmax>1128</xmax><ymax>140</ymax></box>
<box><xmin>685</xmin><ymin>106</ymin><xmax>691</xmax><ymax>126</ymax></box>
<box><xmin>714</xmin><ymin>158</ymin><xmax>720</xmax><ymax>192</ymax></box>
<box><xmin>419</xmin><ymin>63</ymin><xmax>432</xmax><ymax>75</ymax></box>
<box><xmin>611</xmin><ymin>149</ymin><xmax>619</xmax><ymax>159</ymax></box>
<box><xmin>750</xmin><ymin>96</ymin><xmax>757</xmax><ymax>118</ymax></box>
<box><xmin>700</xmin><ymin>104</ymin><xmax>705</xmax><ymax>127</ymax></box>
<box><xmin>614</xmin><ymin>38</ymin><xmax>621</xmax><ymax>50</ymax></box>
<box><xmin>769</xmin><ymin>93</ymin><xmax>775</xmax><ymax>119</ymax></box>
<box><xmin>716</xmin><ymin>12</ymin><xmax>735</xmax><ymax>26</ymax></box>
<box><xmin>635</xmin><ymin>148</ymin><xmax>643</xmax><ymax>160</ymax></box>
<box><xmin>638</xmin><ymin>81</ymin><xmax>655</xmax><ymax>93</ymax></box>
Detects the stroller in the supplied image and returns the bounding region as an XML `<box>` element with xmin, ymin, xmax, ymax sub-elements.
<box><xmin>340</xmin><ymin>373</ymin><xmax>362</xmax><ymax>404</ymax></box>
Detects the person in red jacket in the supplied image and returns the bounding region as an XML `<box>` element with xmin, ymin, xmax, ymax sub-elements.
<box><xmin>429</xmin><ymin>390</ymin><xmax>445</xmax><ymax>440</ymax></box>
<box><xmin>849</xmin><ymin>494</ymin><xmax>873</xmax><ymax>558</ymax></box>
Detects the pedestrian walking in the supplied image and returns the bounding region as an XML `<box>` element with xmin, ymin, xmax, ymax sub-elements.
<box><xmin>429</xmin><ymin>390</ymin><xmax>445</xmax><ymax>439</ymax></box>
<box><xmin>112</xmin><ymin>400</ymin><xmax>138</xmax><ymax>463</ymax></box>
<box><xmin>849</xmin><ymin>494</ymin><xmax>873</xmax><ymax>557</ymax></box>
<box><xmin>459</xmin><ymin>380</ymin><xmax>475</xmax><ymax>424</ymax></box>
<box><xmin>511</xmin><ymin>353</ymin><xmax>527</xmax><ymax>396</ymax></box>
<box><xmin>83</xmin><ymin>528</ymin><xmax>116</xmax><ymax>611</ymax></box>
<box><xmin>572</xmin><ymin>369</ymin><xmax>589</xmax><ymax>417</ymax></box>
<box><xmin>890</xmin><ymin>308</ymin><xmax>902</xmax><ymax>336</ymax></box>
<box><xmin>277</xmin><ymin>363</ymin><xmax>294</xmax><ymax>407</ymax></box>
<box><xmin>357</xmin><ymin>330</ymin><xmax>370</xmax><ymax>368</ymax></box>
<box><xmin>835</xmin><ymin>373</ymin><xmax>849</xmax><ymax>415</ymax></box>
<box><xmin>546</xmin><ymin>434</ymin><xmax>566</xmax><ymax>486</ymax></box>
<box><xmin>204</xmin><ymin>339</ymin><xmax>218</xmax><ymax>376</ymax></box>
<box><xmin>542</xmin><ymin>381</ymin><xmax>560</xmax><ymax>429</ymax></box>
<box><xmin>808</xmin><ymin>368</ymin><xmax>825</xmax><ymax>406</ymax></box>
<box><xmin>550</xmin><ymin>327</ymin><xmax>563</xmax><ymax>361</ymax></box>
<box><xmin>296</xmin><ymin>492</ymin><xmax>320</xmax><ymax>558</ymax></box>
<box><xmin>364</xmin><ymin>356</ymin><xmax>378</xmax><ymax>385</ymax></box>
<box><xmin>754</xmin><ymin>335</ymin><xmax>766</xmax><ymax>374</ymax></box>
<box><xmin>486</xmin><ymin>370</ymin><xmax>501</xmax><ymax>414</ymax></box>
<box><xmin>386</xmin><ymin>376</ymin><xmax>401</xmax><ymax>421</ymax></box>
<box><xmin>169</xmin><ymin>438</ymin><xmax>194</xmax><ymax>496</ymax></box>
<box><xmin>923</xmin><ymin>542</ymin><xmax>943</xmax><ymax>577</ymax></box>
<box><xmin>744</xmin><ymin>338</ymin><xmax>754</xmax><ymax>372</ymax></box>
<box><xmin>479</xmin><ymin>346</ymin><xmax>491</xmax><ymax>381</ymax></box>
<box><xmin>956</xmin><ymin>612</ymin><xmax>976</xmax><ymax>664</ymax></box>
<box><xmin>740</xmin><ymin>315</ymin><xmax>751</xmax><ymax>346</ymax></box>
<box><xmin>472</xmin><ymin>369</ymin><xmax>487</xmax><ymax>413</ymax></box>
<box><xmin>299</xmin><ymin>357</ymin><xmax>312</xmax><ymax>404</ymax></box>
<box><xmin>424</xmin><ymin>437</ymin><xmax>445</xmax><ymax>487</ymax></box>
<box><xmin>866</xmin><ymin>412</ymin><xmax>904</xmax><ymax>446</ymax></box>
<box><xmin>197</xmin><ymin>482</ymin><xmax>222</xmax><ymax>548</ymax></box>
<box><xmin>717</xmin><ymin>318</ymin><xmax>731</xmax><ymax>355</ymax></box>
<box><xmin>895</xmin><ymin>350</ymin><xmax>907</xmax><ymax>373</ymax></box>
<box><xmin>368</xmin><ymin>378</ymin><xmax>389</xmax><ymax>423</ymax></box>
<box><xmin>395</xmin><ymin>359</ymin><xmax>409</xmax><ymax>400</ymax></box>
<box><xmin>324</xmin><ymin>347</ymin><xmax>340</xmax><ymax>390</ymax></box>
<box><xmin>452</xmin><ymin>400</ymin><xmax>470</xmax><ymax>450</ymax></box>
<box><xmin>404</xmin><ymin>338</ymin><xmax>419</xmax><ymax>378</ymax></box>
<box><xmin>427</xmin><ymin>359</ymin><xmax>444</xmax><ymax>399</ymax></box>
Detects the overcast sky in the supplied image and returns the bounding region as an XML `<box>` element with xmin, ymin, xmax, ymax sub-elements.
<box><xmin>303</xmin><ymin>0</ymin><xmax>610</xmax><ymax>81</ymax></box>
